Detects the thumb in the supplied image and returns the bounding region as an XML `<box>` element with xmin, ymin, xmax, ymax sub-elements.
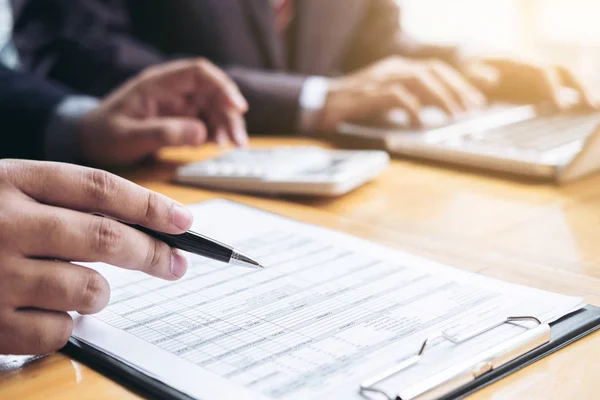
<box><xmin>125</xmin><ymin>117</ymin><xmax>209</xmax><ymax>147</ymax></box>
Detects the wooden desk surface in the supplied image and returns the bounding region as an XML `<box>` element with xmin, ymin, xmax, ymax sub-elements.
<box><xmin>2</xmin><ymin>137</ymin><xmax>600</xmax><ymax>399</ymax></box>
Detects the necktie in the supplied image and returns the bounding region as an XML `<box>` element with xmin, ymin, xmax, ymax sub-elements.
<box><xmin>272</xmin><ymin>0</ymin><xmax>295</xmax><ymax>33</ymax></box>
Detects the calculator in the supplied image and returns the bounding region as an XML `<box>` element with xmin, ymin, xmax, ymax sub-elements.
<box><xmin>174</xmin><ymin>147</ymin><xmax>390</xmax><ymax>196</ymax></box>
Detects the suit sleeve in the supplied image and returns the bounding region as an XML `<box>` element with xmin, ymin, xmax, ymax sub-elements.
<box><xmin>226</xmin><ymin>66</ymin><xmax>307</xmax><ymax>134</ymax></box>
<box><xmin>13</xmin><ymin>0</ymin><xmax>303</xmax><ymax>133</ymax></box>
<box><xmin>0</xmin><ymin>65</ymin><xmax>70</xmax><ymax>160</ymax></box>
<box><xmin>12</xmin><ymin>0</ymin><xmax>166</xmax><ymax>97</ymax></box>
<box><xmin>341</xmin><ymin>0</ymin><xmax>462</xmax><ymax>73</ymax></box>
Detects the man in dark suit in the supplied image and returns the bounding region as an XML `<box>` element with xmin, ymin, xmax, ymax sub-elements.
<box><xmin>14</xmin><ymin>0</ymin><xmax>597</xmax><ymax>136</ymax></box>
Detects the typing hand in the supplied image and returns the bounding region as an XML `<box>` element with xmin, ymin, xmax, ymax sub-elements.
<box><xmin>464</xmin><ymin>58</ymin><xmax>598</xmax><ymax>110</ymax></box>
<box><xmin>0</xmin><ymin>159</ymin><xmax>193</xmax><ymax>355</ymax></box>
<box><xmin>79</xmin><ymin>59</ymin><xmax>248</xmax><ymax>167</ymax></box>
<box><xmin>318</xmin><ymin>56</ymin><xmax>486</xmax><ymax>132</ymax></box>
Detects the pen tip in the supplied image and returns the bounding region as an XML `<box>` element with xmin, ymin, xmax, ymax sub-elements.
<box><xmin>230</xmin><ymin>251</ymin><xmax>264</xmax><ymax>269</ymax></box>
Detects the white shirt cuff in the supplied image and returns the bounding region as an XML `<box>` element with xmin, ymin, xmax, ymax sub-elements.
<box><xmin>298</xmin><ymin>76</ymin><xmax>329</xmax><ymax>133</ymax></box>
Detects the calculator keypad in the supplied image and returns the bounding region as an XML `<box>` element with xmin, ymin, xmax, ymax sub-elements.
<box><xmin>175</xmin><ymin>147</ymin><xmax>390</xmax><ymax>196</ymax></box>
<box><xmin>189</xmin><ymin>147</ymin><xmax>333</xmax><ymax>179</ymax></box>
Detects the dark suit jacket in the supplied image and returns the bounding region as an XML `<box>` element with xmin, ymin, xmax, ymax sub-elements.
<box><xmin>13</xmin><ymin>0</ymin><xmax>459</xmax><ymax>133</ymax></box>
<box><xmin>0</xmin><ymin>64</ymin><xmax>70</xmax><ymax>160</ymax></box>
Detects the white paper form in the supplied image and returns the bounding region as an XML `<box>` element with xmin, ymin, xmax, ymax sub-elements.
<box><xmin>72</xmin><ymin>200</ymin><xmax>583</xmax><ymax>400</ymax></box>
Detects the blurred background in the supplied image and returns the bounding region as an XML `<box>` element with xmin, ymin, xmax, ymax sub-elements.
<box><xmin>399</xmin><ymin>0</ymin><xmax>600</xmax><ymax>83</ymax></box>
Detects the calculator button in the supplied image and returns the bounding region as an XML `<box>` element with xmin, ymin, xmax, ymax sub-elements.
<box><xmin>234</xmin><ymin>165</ymin><xmax>250</xmax><ymax>176</ymax></box>
<box><xmin>200</xmin><ymin>163</ymin><xmax>219</xmax><ymax>175</ymax></box>
<box><xmin>218</xmin><ymin>163</ymin><xmax>236</xmax><ymax>175</ymax></box>
<box><xmin>249</xmin><ymin>167</ymin><xmax>264</xmax><ymax>177</ymax></box>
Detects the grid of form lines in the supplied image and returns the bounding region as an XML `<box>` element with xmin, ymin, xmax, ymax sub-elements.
<box><xmin>94</xmin><ymin>230</ymin><xmax>511</xmax><ymax>398</ymax></box>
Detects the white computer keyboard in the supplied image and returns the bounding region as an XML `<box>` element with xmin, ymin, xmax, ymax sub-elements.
<box><xmin>174</xmin><ymin>147</ymin><xmax>390</xmax><ymax>196</ymax></box>
<box><xmin>448</xmin><ymin>112</ymin><xmax>600</xmax><ymax>152</ymax></box>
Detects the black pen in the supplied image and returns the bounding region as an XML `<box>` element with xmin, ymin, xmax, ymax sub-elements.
<box><xmin>128</xmin><ymin>223</ymin><xmax>263</xmax><ymax>269</ymax></box>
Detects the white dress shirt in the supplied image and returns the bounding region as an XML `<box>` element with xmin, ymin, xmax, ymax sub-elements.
<box><xmin>0</xmin><ymin>0</ymin><xmax>19</xmax><ymax>68</ymax></box>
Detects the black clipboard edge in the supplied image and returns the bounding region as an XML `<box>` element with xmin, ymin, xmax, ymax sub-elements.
<box><xmin>62</xmin><ymin>338</ymin><xmax>194</xmax><ymax>400</ymax></box>
<box><xmin>61</xmin><ymin>306</ymin><xmax>600</xmax><ymax>400</ymax></box>
<box><xmin>439</xmin><ymin>304</ymin><xmax>600</xmax><ymax>400</ymax></box>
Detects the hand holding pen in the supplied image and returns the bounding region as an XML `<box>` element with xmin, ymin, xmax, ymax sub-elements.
<box><xmin>0</xmin><ymin>161</ymin><xmax>261</xmax><ymax>356</ymax></box>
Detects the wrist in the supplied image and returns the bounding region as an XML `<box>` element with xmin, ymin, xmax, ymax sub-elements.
<box><xmin>77</xmin><ymin>105</ymin><xmax>115</xmax><ymax>166</ymax></box>
<box><xmin>318</xmin><ymin>77</ymin><xmax>354</xmax><ymax>133</ymax></box>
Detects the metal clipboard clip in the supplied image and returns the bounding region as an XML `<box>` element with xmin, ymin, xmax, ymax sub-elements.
<box><xmin>359</xmin><ymin>316</ymin><xmax>551</xmax><ymax>400</ymax></box>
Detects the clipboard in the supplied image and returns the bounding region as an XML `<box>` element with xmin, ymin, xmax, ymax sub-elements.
<box><xmin>61</xmin><ymin>305</ymin><xmax>600</xmax><ymax>400</ymax></box>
